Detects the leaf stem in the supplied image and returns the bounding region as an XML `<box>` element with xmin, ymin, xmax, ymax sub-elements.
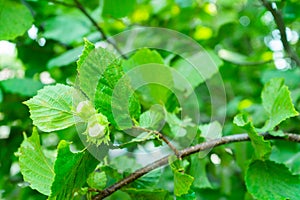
<box><xmin>92</xmin><ymin>132</ymin><xmax>300</xmax><ymax>199</ymax></box>
<box><xmin>132</xmin><ymin>126</ymin><xmax>180</xmax><ymax>157</ymax></box>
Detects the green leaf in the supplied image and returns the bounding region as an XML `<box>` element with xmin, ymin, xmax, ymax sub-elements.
<box><xmin>122</xmin><ymin>188</ymin><xmax>169</xmax><ymax>200</ymax></box>
<box><xmin>166</xmin><ymin>112</ymin><xmax>194</xmax><ymax>137</ymax></box>
<box><xmin>50</xmin><ymin>141</ymin><xmax>98</xmax><ymax>199</ymax></box>
<box><xmin>0</xmin><ymin>0</ymin><xmax>33</xmax><ymax>40</ymax></box>
<box><xmin>43</xmin><ymin>11</ymin><xmax>91</xmax><ymax>44</ymax></box>
<box><xmin>169</xmin><ymin>158</ymin><xmax>194</xmax><ymax>197</ymax></box>
<box><xmin>87</xmin><ymin>171</ymin><xmax>107</xmax><ymax>190</ymax></box>
<box><xmin>123</xmin><ymin>48</ymin><xmax>164</xmax><ymax>72</ymax></box>
<box><xmin>76</xmin><ymin>39</ymin><xmax>95</xmax><ymax>70</ymax></box>
<box><xmin>122</xmin><ymin>48</ymin><xmax>172</xmax><ymax>106</ymax></box>
<box><xmin>16</xmin><ymin>128</ymin><xmax>55</xmax><ymax>196</ymax></box>
<box><xmin>133</xmin><ymin>169</ymin><xmax>161</xmax><ymax>189</ymax></box>
<box><xmin>199</xmin><ymin>121</ymin><xmax>222</xmax><ymax>140</ymax></box>
<box><xmin>78</xmin><ymin>47</ymin><xmax>117</xmax><ymax>101</ymax></box>
<box><xmin>77</xmin><ymin>46</ymin><xmax>140</xmax><ymax>129</ymax></box>
<box><xmin>1</xmin><ymin>78</ymin><xmax>44</xmax><ymax>97</ymax></box>
<box><xmin>261</xmin><ymin>68</ymin><xmax>300</xmax><ymax>89</ymax></box>
<box><xmin>24</xmin><ymin>84</ymin><xmax>75</xmax><ymax>132</ymax></box>
<box><xmin>261</xmin><ymin>78</ymin><xmax>299</xmax><ymax>131</ymax></box>
<box><xmin>118</xmin><ymin>131</ymin><xmax>155</xmax><ymax>148</ymax></box>
<box><xmin>47</xmin><ymin>46</ymin><xmax>83</xmax><ymax>69</ymax></box>
<box><xmin>172</xmin><ymin>50</ymin><xmax>223</xmax><ymax>96</ymax></box>
<box><xmin>245</xmin><ymin>160</ymin><xmax>300</xmax><ymax>200</ymax></box>
<box><xmin>233</xmin><ymin>113</ymin><xmax>271</xmax><ymax>159</ymax></box>
<box><xmin>102</xmin><ymin>0</ymin><xmax>136</xmax><ymax>18</ymax></box>
<box><xmin>139</xmin><ymin>104</ymin><xmax>165</xmax><ymax>130</ymax></box>
<box><xmin>218</xmin><ymin>49</ymin><xmax>269</xmax><ymax>65</ymax></box>
<box><xmin>188</xmin><ymin>155</ymin><xmax>212</xmax><ymax>189</ymax></box>
<box><xmin>174</xmin><ymin>171</ymin><xmax>194</xmax><ymax>197</ymax></box>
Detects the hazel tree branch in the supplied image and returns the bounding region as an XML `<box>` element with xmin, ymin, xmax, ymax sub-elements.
<box><xmin>93</xmin><ymin>132</ymin><xmax>300</xmax><ymax>199</ymax></box>
<box><xmin>72</xmin><ymin>0</ymin><xmax>127</xmax><ymax>59</ymax></box>
<box><xmin>49</xmin><ymin>0</ymin><xmax>127</xmax><ymax>59</ymax></box>
<box><xmin>260</xmin><ymin>0</ymin><xmax>300</xmax><ymax>67</ymax></box>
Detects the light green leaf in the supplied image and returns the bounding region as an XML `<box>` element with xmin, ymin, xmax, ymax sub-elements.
<box><xmin>139</xmin><ymin>104</ymin><xmax>165</xmax><ymax>130</ymax></box>
<box><xmin>218</xmin><ymin>49</ymin><xmax>269</xmax><ymax>65</ymax></box>
<box><xmin>189</xmin><ymin>155</ymin><xmax>212</xmax><ymax>189</ymax></box>
<box><xmin>122</xmin><ymin>48</ymin><xmax>172</xmax><ymax>106</ymax></box>
<box><xmin>24</xmin><ymin>84</ymin><xmax>75</xmax><ymax>132</ymax></box>
<box><xmin>123</xmin><ymin>48</ymin><xmax>164</xmax><ymax>72</ymax></box>
<box><xmin>47</xmin><ymin>46</ymin><xmax>83</xmax><ymax>69</ymax></box>
<box><xmin>169</xmin><ymin>157</ymin><xmax>194</xmax><ymax>197</ymax></box>
<box><xmin>1</xmin><ymin>78</ymin><xmax>44</xmax><ymax>97</ymax></box>
<box><xmin>174</xmin><ymin>171</ymin><xmax>194</xmax><ymax>197</ymax></box>
<box><xmin>102</xmin><ymin>0</ymin><xmax>136</xmax><ymax>18</ymax></box>
<box><xmin>43</xmin><ymin>11</ymin><xmax>91</xmax><ymax>44</ymax></box>
<box><xmin>50</xmin><ymin>141</ymin><xmax>98</xmax><ymax>199</ymax></box>
<box><xmin>78</xmin><ymin>47</ymin><xmax>117</xmax><ymax>101</ymax></box>
<box><xmin>233</xmin><ymin>113</ymin><xmax>271</xmax><ymax>159</ymax></box>
<box><xmin>199</xmin><ymin>121</ymin><xmax>222</xmax><ymax>140</ymax></box>
<box><xmin>122</xmin><ymin>188</ymin><xmax>169</xmax><ymax>200</ymax></box>
<box><xmin>166</xmin><ymin>112</ymin><xmax>194</xmax><ymax>137</ymax></box>
<box><xmin>87</xmin><ymin>171</ymin><xmax>107</xmax><ymax>190</ymax></box>
<box><xmin>77</xmin><ymin>46</ymin><xmax>140</xmax><ymax>129</ymax></box>
<box><xmin>16</xmin><ymin>128</ymin><xmax>55</xmax><ymax>196</ymax></box>
<box><xmin>0</xmin><ymin>0</ymin><xmax>33</xmax><ymax>40</ymax></box>
<box><xmin>246</xmin><ymin>160</ymin><xmax>300</xmax><ymax>200</ymax></box>
<box><xmin>118</xmin><ymin>131</ymin><xmax>155</xmax><ymax>148</ymax></box>
<box><xmin>172</xmin><ymin>50</ymin><xmax>223</xmax><ymax>96</ymax></box>
<box><xmin>261</xmin><ymin>78</ymin><xmax>299</xmax><ymax>131</ymax></box>
<box><xmin>198</xmin><ymin>121</ymin><xmax>222</xmax><ymax>157</ymax></box>
<box><xmin>77</xmin><ymin>38</ymin><xmax>95</xmax><ymax>70</ymax></box>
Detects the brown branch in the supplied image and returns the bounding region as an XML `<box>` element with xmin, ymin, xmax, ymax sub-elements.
<box><xmin>132</xmin><ymin>126</ymin><xmax>180</xmax><ymax>157</ymax></box>
<box><xmin>93</xmin><ymin>133</ymin><xmax>300</xmax><ymax>199</ymax></box>
<box><xmin>50</xmin><ymin>0</ymin><xmax>126</xmax><ymax>58</ymax></box>
<box><xmin>73</xmin><ymin>0</ymin><xmax>127</xmax><ymax>59</ymax></box>
<box><xmin>260</xmin><ymin>0</ymin><xmax>300</xmax><ymax>67</ymax></box>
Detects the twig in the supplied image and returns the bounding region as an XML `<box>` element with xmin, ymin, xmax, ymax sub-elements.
<box><xmin>132</xmin><ymin>126</ymin><xmax>180</xmax><ymax>157</ymax></box>
<box><xmin>73</xmin><ymin>0</ymin><xmax>127</xmax><ymax>59</ymax></box>
<box><xmin>260</xmin><ymin>0</ymin><xmax>300</xmax><ymax>67</ymax></box>
<box><xmin>93</xmin><ymin>132</ymin><xmax>300</xmax><ymax>199</ymax></box>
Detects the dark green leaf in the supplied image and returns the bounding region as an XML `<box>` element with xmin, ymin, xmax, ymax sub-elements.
<box><xmin>123</xmin><ymin>188</ymin><xmax>169</xmax><ymax>200</ymax></box>
<box><xmin>188</xmin><ymin>155</ymin><xmax>212</xmax><ymax>189</ymax></box>
<box><xmin>246</xmin><ymin>160</ymin><xmax>300</xmax><ymax>200</ymax></box>
<box><xmin>50</xmin><ymin>141</ymin><xmax>98</xmax><ymax>199</ymax></box>
<box><xmin>102</xmin><ymin>0</ymin><xmax>136</xmax><ymax>18</ymax></box>
<box><xmin>0</xmin><ymin>0</ymin><xmax>33</xmax><ymax>40</ymax></box>
<box><xmin>1</xmin><ymin>78</ymin><xmax>44</xmax><ymax>97</ymax></box>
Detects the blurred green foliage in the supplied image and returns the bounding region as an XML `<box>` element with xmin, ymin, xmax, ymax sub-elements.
<box><xmin>0</xmin><ymin>0</ymin><xmax>300</xmax><ymax>199</ymax></box>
